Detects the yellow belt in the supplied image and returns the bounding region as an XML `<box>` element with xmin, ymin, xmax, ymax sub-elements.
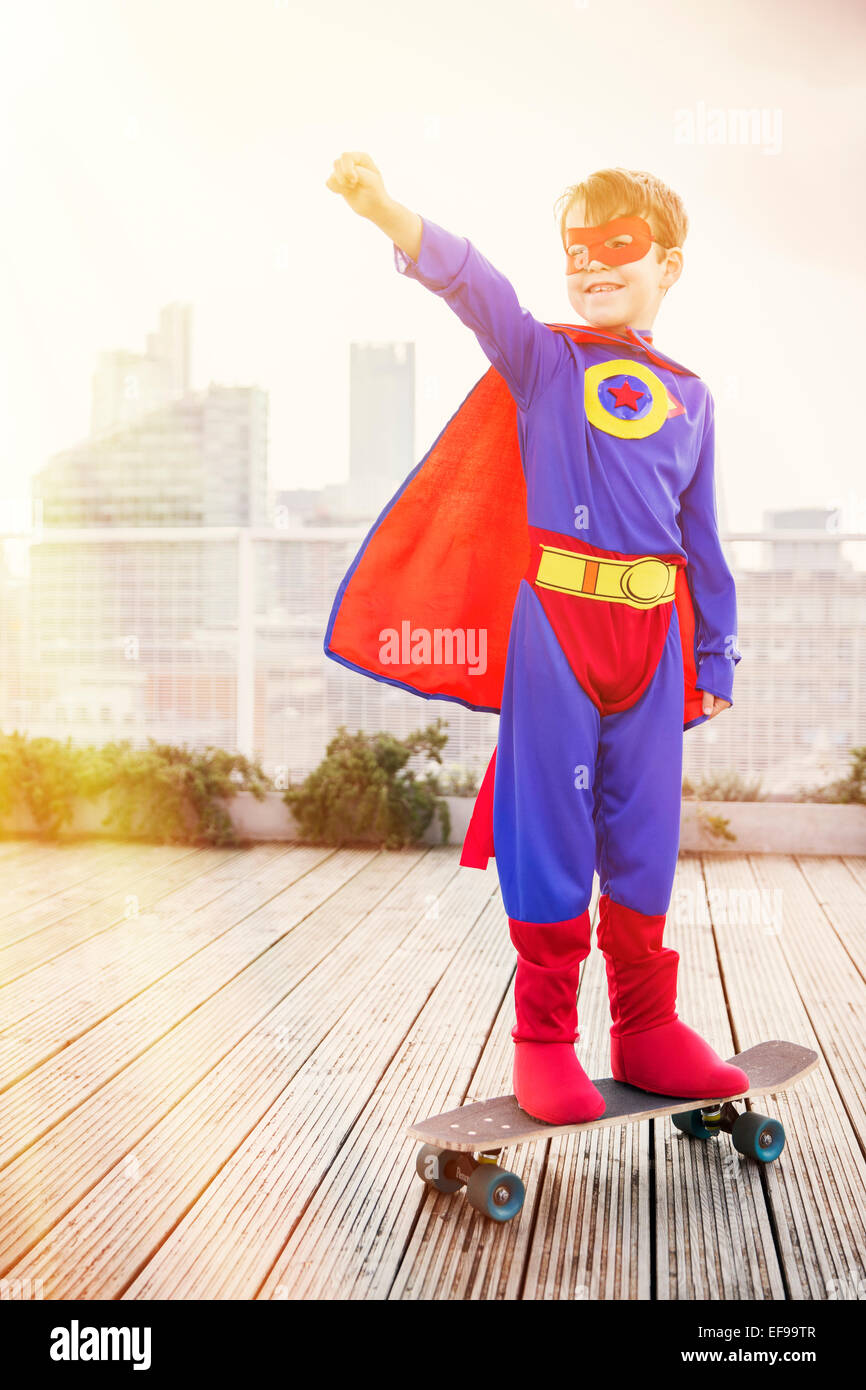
<box><xmin>533</xmin><ymin>545</ymin><xmax>678</xmax><ymax>610</ymax></box>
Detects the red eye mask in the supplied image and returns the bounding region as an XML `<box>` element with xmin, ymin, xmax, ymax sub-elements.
<box><xmin>564</xmin><ymin>216</ymin><xmax>656</xmax><ymax>274</ymax></box>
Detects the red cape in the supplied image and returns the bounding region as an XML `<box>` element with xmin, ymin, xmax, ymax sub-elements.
<box><xmin>324</xmin><ymin>324</ymin><xmax>706</xmax><ymax>868</ymax></box>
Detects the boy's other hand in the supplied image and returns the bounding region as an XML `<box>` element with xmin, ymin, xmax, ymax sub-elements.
<box><xmin>700</xmin><ymin>691</ymin><xmax>731</xmax><ymax>720</ymax></box>
<box><xmin>325</xmin><ymin>150</ymin><xmax>390</xmax><ymax>221</ymax></box>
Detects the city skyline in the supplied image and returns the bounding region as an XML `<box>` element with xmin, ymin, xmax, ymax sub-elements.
<box><xmin>20</xmin><ymin>299</ymin><xmax>866</xmax><ymax>555</ymax></box>
<box><xmin>2</xmin><ymin>0</ymin><xmax>865</xmax><ymax>535</ymax></box>
<box><xmin>3</xmin><ymin>278</ymin><xmax>863</xmax><ymax>797</ymax></box>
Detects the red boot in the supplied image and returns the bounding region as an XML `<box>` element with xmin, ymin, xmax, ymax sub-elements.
<box><xmin>596</xmin><ymin>895</ymin><xmax>749</xmax><ymax>1098</ymax></box>
<box><xmin>509</xmin><ymin>912</ymin><xmax>606</xmax><ymax>1124</ymax></box>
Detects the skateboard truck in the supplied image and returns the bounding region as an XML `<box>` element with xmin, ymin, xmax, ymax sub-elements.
<box><xmin>415</xmin><ymin>1144</ymin><xmax>525</xmax><ymax>1222</ymax></box>
<box><xmin>674</xmin><ymin>1100</ymin><xmax>786</xmax><ymax>1161</ymax></box>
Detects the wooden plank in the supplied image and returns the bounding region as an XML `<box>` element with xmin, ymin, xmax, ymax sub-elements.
<box><xmin>702</xmin><ymin>854</ymin><xmax>866</xmax><ymax>1300</ymax></box>
<box><xmin>257</xmin><ymin>881</ymin><xmax>609</xmax><ymax>1301</ymax></box>
<box><xmin>0</xmin><ymin>839</ymin><xmax>158</xmax><ymax>924</ymax></box>
<box><xmin>0</xmin><ymin>844</ymin><xmax>360</xmax><ymax>1170</ymax></box>
<box><xmin>0</xmin><ymin>843</ymin><xmax>326</xmax><ymax>1086</ymax></box>
<box><xmin>0</xmin><ymin>837</ymin><xmax>133</xmax><ymax>879</ymax></box>
<box><xmin>752</xmin><ymin>856</ymin><xmax>866</xmax><ymax>1158</ymax></box>
<box><xmin>0</xmin><ymin>843</ymin><xmax>392</xmax><ymax>1279</ymax></box>
<box><xmin>0</xmin><ymin>844</ymin><xmax>237</xmax><ymax>980</ymax></box>
<box><xmin>117</xmin><ymin>851</ymin><xmax>497</xmax><ymax>1300</ymax></box>
<box><xmin>0</xmin><ymin>847</ymin><xmax>458</xmax><ymax>1296</ymax></box>
<box><xmin>654</xmin><ymin>856</ymin><xmax>787</xmax><ymax>1300</ymax></box>
<box><xmin>508</xmin><ymin>911</ymin><xmax>650</xmax><ymax>1304</ymax></box>
<box><xmin>300</xmin><ymin>878</ymin><xmax>650</xmax><ymax>1301</ymax></box>
<box><xmin>794</xmin><ymin>855</ymin><xmax>866</xmax><ymax>979</ymax></box>
<box><xmin>0</xmin><ymin>840</ymin><xmax>50</xmax><ymax>863</ymax></box>
<box><xmin>841</xmin><ymin>856</ymin><xmax>866</xmax><ymax>895</ymax></box>
<box><xmin>1</xmin><ymin>845</ymin><xmax>861</xmax><ymax>1302</ymax></box>
<box><xmin>256</xmin><ymin>865</ymin><xmax>519</xmax><ymax>1301</ymax></box>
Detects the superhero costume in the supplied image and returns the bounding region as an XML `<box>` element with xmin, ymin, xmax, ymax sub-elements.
<box><xmin>324</xmin><ymin>215</ymin><xmax>749</xmax><ymax>1123</ymax></box>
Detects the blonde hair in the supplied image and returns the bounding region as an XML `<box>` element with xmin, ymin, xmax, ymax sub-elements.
<box><xmin>553</xmin><ymin>167</ymin><xmax>689</xmax><ymax>257</ymax></box>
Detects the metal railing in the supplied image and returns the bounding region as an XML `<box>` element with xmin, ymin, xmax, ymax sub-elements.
<box><xmin>1</xmin><ymin>527</ymin><xmax>864</xmax><ymax>796</ymax></box>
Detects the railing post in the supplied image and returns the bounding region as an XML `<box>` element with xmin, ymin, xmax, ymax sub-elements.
<box><xmin>236</xmin><ymin>528</ymin><xmax>255</xmax><ymax>758</ymax></box>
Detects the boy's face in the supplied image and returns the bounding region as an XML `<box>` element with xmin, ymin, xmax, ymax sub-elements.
<box><xmin>563</xmin><ymin>199</ymin><xmax>683</xmax><ymax>334</ymax></box>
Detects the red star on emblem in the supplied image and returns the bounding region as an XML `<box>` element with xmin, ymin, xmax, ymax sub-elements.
<box><xmin>607</xmin><ymin>380</ymin><xmax>644</xmax><ymax>411</ymax></box>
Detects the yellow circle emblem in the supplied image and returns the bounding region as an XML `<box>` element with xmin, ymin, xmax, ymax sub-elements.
<box><xmin>620</xmin><ymin>558</ymin><xmax>670</xmax><ymax>603</ymax></box>
<box><xmin>584</xmin><ymin>359</ymin><xmax>669</xmax><ymax>440</ymax></box>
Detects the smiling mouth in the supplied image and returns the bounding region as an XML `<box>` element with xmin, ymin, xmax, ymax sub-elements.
<box><xmin>587</xmin><ymin>283</ymin><xmax>623</xmax><ymax>294</ymax></box>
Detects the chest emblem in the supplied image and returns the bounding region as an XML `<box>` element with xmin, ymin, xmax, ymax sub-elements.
<box><xmin>584</xmin><ymin>358</ymin><xmax>680</xmax><ymax>439</ymax></box>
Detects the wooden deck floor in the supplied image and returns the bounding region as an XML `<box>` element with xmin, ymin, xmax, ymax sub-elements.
<box><xmin>0</xmin><ymin>838</ymin><xmax>864</xmax><ymax>1301</ymax></box>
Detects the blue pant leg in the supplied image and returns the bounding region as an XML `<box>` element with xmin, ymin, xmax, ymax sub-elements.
<box><xmin>594</xmin><ymin>601</ymin><xmax>685</xmax><ymax>916</ymax></box>
<box><xmin>493</xmin><ymin>582</ymin><xmax>600</xmax><ymax>923</ymax></box>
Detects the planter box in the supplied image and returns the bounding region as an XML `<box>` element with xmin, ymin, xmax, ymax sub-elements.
<box><xmin>1</xmin><ymin>792</ymin><xmax>863</xmax><ymax>856</ymax></box>
<box><xmin>222</xmin><ymin>792</ymin><xmax>466</xmax><ymax>845</ymax></box>
<box><xmin>0</xmin><ymin>791</ymin><xmax>118</xmax><ymax>838</ymax></box>
<box><xmin>679</xmin><ymin>800</ymin><xmax>866</xmax><ymax>855</ymax></box>
<box><xmin>0</xmin><ymin>791</ymin><xmax>460</xmax><ymax>845</ymax></box>
<box><xmin>423</xmin><ymin>797</ymin><xmax>866</xmax><ymax>855</ymax></box>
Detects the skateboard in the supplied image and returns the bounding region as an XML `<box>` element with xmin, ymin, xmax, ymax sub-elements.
<box><xmin>408</xmin><ymin>1040</ymin><xmax>818</xmax><ymax>1223</ymax></box>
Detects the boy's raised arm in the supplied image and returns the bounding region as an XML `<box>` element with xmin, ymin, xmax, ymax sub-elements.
<box><xmin>326</xmin><ymin>150</ymin><xmax>567</xmax><ymax>412</ymax></box>
<box><xmin>375</xmin><ymin>199</ymin><xmax>422</xmax><ymax>263</ymax></box>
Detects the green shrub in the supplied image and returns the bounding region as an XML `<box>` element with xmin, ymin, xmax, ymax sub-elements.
<box><xmin>682</xmin><ymin>771</ymin><xmax>765</xmax><ymax>801</ymax></box>
<box><xmin>437</xmin><ymin>764</ymin><xmax>481</xmax><ymax>796</ymax></box>
<box><xmin>0</xmin><ymin>733</ymin><xmax>268</xmax><ymax>844</ymax></box>
<box><xmin>0</xmin><ymin>732</ymin><xmax>85</xmax><ymax>835</ymax></box>
<box><xmin>95</xmin><ymin>741</ymin><xmax>269</xmax><ymax>844</ymax></box>
<box><xmin>796</xmin><ymin>746</ymin><xmax>866</xmax><ymax>804</ymax></box>
<box><xmin>285</xmin><ymin>719</ymin><xmax>451</xmax><ymax>850</ymax></box>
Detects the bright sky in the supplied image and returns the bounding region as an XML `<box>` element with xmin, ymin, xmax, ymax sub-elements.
<box><xmin>2</xmin><ymin>0</ymin><xmax>864</xmax><ymax>530</ymax></box>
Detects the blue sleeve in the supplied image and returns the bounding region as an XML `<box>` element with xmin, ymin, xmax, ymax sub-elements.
<box><xmin>393</xmin><ymin>215</ymin><xmax>568</xmax><ymax>412</ymax></box>
<box><xmin>677</xmin><ymin>393</ymin><xmax>742</xmax><ymax>704</ymax></box>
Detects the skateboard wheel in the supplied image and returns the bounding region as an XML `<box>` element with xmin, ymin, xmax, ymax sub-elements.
<box><xmin>416</xmin><ymin>1144</ymin><xmax>464</xmax><ymax>1194</ymax></box>
<box><xmin>671</xmin><ymin>1109</ymin><xmax>716</xmax><ymax>1140</ymax></box>
<box><xmin>466</xmin><ymin>1165</ymin><xmax>525</xmax><ymax>1223</ymax></box>
<box><xmin>732</xmin><ymin>1111</ymin><xmax>786</xmax><ymax>1163</ymax></box>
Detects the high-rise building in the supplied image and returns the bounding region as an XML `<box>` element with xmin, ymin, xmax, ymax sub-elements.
<box><xmin>350</xmin><ymin>341</ymin><xmax>414</xmax><ymax>485</ymax></box>
<box><xmin>90</xmin><ymin>303</ymin><xmax>191</xmax><ymax>436</ymax></box>
<box><xmin>34</xmin><ymin>385</ymin><xmax>268</xmax><ymax>528</ymax></box>
<box><xmin>314</xmin><ymin>341</ymin><xmax>415</xmax><ymax>521</ymax></box>
<box><xmin>8</xmin><ymin>307</ymin><xmax>269</xmax><ymax>743</ymax></box>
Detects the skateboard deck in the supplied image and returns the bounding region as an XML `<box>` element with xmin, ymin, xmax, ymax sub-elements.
<box><xmin>409</xmin><ymin>1040</ymin><xmax>818</xmax><ymax>1152</ymax></box>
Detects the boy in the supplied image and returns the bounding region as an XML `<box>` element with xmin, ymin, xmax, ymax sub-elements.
<box><xmin>324</xmin><ymin>150</ymin><xmax>749</xmax><ymax>1124</ymax></box>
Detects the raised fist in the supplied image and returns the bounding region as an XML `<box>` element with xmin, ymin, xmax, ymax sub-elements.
<box><xmin>325</xmin><ymin>150</ymin><xmax>390</xmax><ymax>220</ymax></box>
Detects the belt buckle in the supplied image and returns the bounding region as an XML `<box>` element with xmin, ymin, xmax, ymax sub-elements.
<box><xmin>619</xmin><ymin>557</ymin><xmax>670</xmax><ymax>605</ymax></box>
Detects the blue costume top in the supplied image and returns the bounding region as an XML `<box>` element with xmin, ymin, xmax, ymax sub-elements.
<box><xmin>392</xmin><ymin>216</ymin><xmax>740</xmax><ymax>705</ymax></box>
